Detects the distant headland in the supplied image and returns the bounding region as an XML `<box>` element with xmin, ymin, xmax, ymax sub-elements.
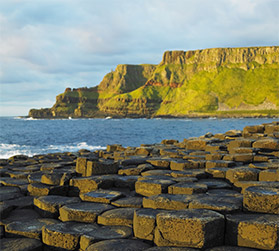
<box><xmin>29</xmin><ymin>46</ymin><xmax>279</xmax><ymax>118</ymax></box>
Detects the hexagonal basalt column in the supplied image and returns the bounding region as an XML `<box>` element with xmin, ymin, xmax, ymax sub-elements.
<box><xmin>154</xmin><ymin>209</ymin><xmax>225</xmax><ymax>249</ymax></box>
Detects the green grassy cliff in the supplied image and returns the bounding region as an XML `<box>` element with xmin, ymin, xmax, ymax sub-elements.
<box><xmin>29</xmin><ymin>46</ymin><xmax>279</xmax><ymax>118</ymax></box>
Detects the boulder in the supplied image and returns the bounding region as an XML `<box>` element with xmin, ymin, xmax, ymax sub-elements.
<box><xmin>226</xmin><ymin>213</ymin><xmax>279</xmax><ymax>250</ymax></box>
<box><xmin>154</xmin><ymin>209</ymin><xmax>225</xmax><ymax>249</ymax></box>
<box><xmin>243</xmin><ymin>186</ymin><xmax>279</xmax><ymax>214</ymax></box>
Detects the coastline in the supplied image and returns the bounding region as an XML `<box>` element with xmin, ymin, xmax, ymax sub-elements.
<box><xmin>0</xmin><ymin>121</ymin><xmax>278</xmax><ymax>250</ymax></box>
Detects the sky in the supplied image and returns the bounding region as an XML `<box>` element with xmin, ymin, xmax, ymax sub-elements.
<box><xmin>0</xmin><ymin>0</ymin><xmax>278</xmax><ymax>116</ymax></box>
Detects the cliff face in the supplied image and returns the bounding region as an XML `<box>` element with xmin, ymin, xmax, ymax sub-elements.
<box><xmin>29</xmin><ymin>46</ymin><xmax>279</xmax><ymax>118</ymax></box>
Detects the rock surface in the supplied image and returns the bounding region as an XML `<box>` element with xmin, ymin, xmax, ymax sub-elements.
<box><xmin>1</xmin><ymin>121</ymin><xmax>279</xmax><ymax>250</ymax></box>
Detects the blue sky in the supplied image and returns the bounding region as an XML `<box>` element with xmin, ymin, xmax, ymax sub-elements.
<box><xmin>1</xmin><ymin>0</ymin><xmax>278</xmax><ymax>116</ymax></box>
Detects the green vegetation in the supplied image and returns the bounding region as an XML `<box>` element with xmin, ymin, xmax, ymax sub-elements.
<box><xmin>29</xmin><ymin>46</ymin><xmax>279</xmax><ymax>118</ymax></box>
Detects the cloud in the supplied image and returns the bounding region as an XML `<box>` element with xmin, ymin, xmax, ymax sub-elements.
<box><xmin>0</xmin><ymin>0</ymin><xmax>278</xmax><ymax>116</ymax></box>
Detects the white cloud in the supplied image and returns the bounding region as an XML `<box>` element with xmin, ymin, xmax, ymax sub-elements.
<box><xmin>0</xmin><ymin>0</ymin><xmax>278</xmax><ymax>116</ymax></box>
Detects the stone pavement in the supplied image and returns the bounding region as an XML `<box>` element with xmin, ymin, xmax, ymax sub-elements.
<box><xmin>0</xmin><ymin>121</ymin><xmax>278</xmax><ymax>250</ymax></box>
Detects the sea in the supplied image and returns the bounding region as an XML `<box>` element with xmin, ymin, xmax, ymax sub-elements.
<box><xmin>0</xmin><ymin>116</ymin><xmax>278</xmax><ymax>159</ymax></box>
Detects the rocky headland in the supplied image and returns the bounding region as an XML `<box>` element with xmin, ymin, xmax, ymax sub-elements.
<box><xmin>1</xmin><ymin>121</ymin><xmax>279</xmax><ymax>250</ymax></box>
<box><xmin>29</xmin><ymin>46</ymin><xmax>279</xmax><ymax>119</ymax></box>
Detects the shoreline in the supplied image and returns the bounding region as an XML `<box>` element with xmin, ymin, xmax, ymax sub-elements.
<box><xmin>0</xmin><ymin>121</ymin><xmax>278</xmax><ymax>250</ymax></box>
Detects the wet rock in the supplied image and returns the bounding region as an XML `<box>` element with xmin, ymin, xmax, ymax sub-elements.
<box><xmin>85</xmin><ymin>239</ymin><xmax>151</xmax><ymax>251</ymax></box>
<box><xmin>34</xmin><ymin>195</ymin><xmax>80</xmax><ymax>218</ymax></box>
<box><xmin>243</xmin><ymin>186</ymin><xmax>279</xmax><ymax>214</ymax></box>
<box><xmin>154</xmin><ymin>209</ymin><xmax>224</xmax><ymax>248</ymax></box>
<box><xmin>111</xmin><ymin>197</ymin><xmax>142</xmax><ymax>208</ymax></box>
<box><xmin>168</xmin><ymin>182</ymin><xmax>208</xmax><ymax>195</ymax></box>
<box><xmin>135</xmin><ymin>179</ymin><xmax>175</xmax><ymax>197</ymax></box>
<box><xmin>59</xmin><ymin>202</ymin><xmax>114</xmax><ymax>223</ymax></box>
<box><xmin>5</xmin><ymin>218</ymin><xmax>59</xmax><ymax>239</ymax></box>
<box><xmin>97</xmin><ymin>208</ymin><xmax>135</xmax><ymax>227</ymax></box>
<box><xmin>80</xmin><ymin>225</ymin><xmax>133</xmax><ymax>250</ymax></box>
<box><xmin>80</xmin><ymin>189</ymin><xmax>123</xmax><ymax>204</ymax></box>
<box><xmin>226</xmin><ymin>213</ymin><xmax>279</xmax><ymax>250</ymax></box>
<box><xmin>0</xmin><ymin>238</ymin><xmax>43</xmax><ymax>251</ymax></box>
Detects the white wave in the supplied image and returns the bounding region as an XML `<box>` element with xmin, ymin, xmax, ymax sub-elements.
<box><xmin>0</xmin><ymin>142</ymin><xmax>106</xmax><ymax>159</ymax></box>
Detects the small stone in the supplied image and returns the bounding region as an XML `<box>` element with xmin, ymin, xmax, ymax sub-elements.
<box><xmin>97</xmin><ymin>208</ymin><xmax>135</xmax><ymax>227</ymax></box>
<box><xmin>59</xmin><ymin>202</ymin><xmax>114</xmax><ymax>223</ymax></box>
<box><xmin>243</xmin><ymin>186</ymin><xmax>279</xmax><ymax>214</ymax></box>
<box><xmin>80</xmin><ymin>189</ymin><xmax>123</xmax><ymax>204</ymax></box>
<box><xmin>206</xmin><ymin>160</ymin><xmax>235</xmax><ymax>169</ymax></box>
<box><xmin>85</xmin><ymin>239</ymin><xmax>151</xmax><ymax>251</ymax></box>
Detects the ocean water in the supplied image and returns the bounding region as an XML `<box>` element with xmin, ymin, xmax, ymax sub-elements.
<box><xmin>0</xmin><ymin>116</ymin><xmax>278</xmax><ymax>159</ymax></box>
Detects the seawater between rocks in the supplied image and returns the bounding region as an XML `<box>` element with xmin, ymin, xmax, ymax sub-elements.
<box><xmin>0</xmin><ymin>116</ymin><xmax>278</xmax><ymax>159</ymax></box>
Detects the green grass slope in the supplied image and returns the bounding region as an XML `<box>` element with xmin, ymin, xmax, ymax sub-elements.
<box><xmin>29</xmin><ymin>46</ymin><xmax>279</xmax><ymax>118</ymax></box>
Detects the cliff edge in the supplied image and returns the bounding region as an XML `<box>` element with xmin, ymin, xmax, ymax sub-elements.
<box><xmin>29</xmin><ymin>46</ymin><xmax>279</xmax><ymax>118</ymax></box>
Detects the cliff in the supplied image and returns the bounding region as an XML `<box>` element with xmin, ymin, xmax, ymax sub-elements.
<box><xmin>29</xmin><ymin>46</ymin><xmax>279</xmax><ymax>118</ymax></box>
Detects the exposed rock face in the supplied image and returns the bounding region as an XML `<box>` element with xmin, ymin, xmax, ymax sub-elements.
<box><xmin>29</xmin><ymin>46</ymin><xmax>279</xmax><ymax>118</ymax></box>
